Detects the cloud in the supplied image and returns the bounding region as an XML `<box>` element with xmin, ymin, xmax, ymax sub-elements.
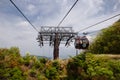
<box><xmin>26</xmin><ymin>4</ymin><xmax>38</xmax><ymax>15</ymax></box>
<box><xmin>81</xmin><ymin>0</ymin><xmax>104</xmax><ymax>16</ymax></box>
<box><xmin>0</xmin><ymin>11</ymin><xmax>38</xmax><ymax>55</ymax></box>
<box><xmin>113</xmin><ymin>0</ymin><xmax>120</xmax><ymax>10</ymax></box>
<box><xmin>0</xmin><ymin>0</ymin><xmax>120</xmax><ymax>59</ymax></box>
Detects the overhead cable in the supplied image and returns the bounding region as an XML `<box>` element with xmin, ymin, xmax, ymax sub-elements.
<box><xmin>77</xmin><ymin>13</ymin><xmax>120</xmax><ymax>33</ymax></box>
<box><xmin>57</xmin><ymin>0</ymin><xmax>78</xmax><ymax>27</ymax></box>
<box><xmin>10</xmin><ymin>0</ymin><xmax>39</xmax><ymax>32</ymax></box>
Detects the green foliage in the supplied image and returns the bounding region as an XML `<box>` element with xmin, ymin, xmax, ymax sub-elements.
<box><xmin>22</xmin><ymin>53</ymin><xmax>31</xmax><ymax>66</ymax></box>
<box><xmin>45</xmin><ymin>67</ymin><xmax>59</xmax><ymax>80</ymax></box>
<box><xmin>37</xmin><ymin>74</ymin><xmax>48</xmax><ymax>80</ymax></box>
<box><xmin>67</xmin><ymin>53</ymin><xmax>88</xmax><ymax>80</ymax></box>
<box><xmin>39</xmin><ymin>58</ymin><xmax>48</xmax><ymax>64</ymax></box>
<box><xmin>1</xmin><ymin>47</ymin><xmax>120</xmax><ymax>80</ymax></box>
<box><xmin>86</xmin><ymin>54</ymin><xmax>114</xmax><ymax>80</ymax></box>
<box><xmin>9</xmin><ymin>67</ymin><xmax>26</xmax><ymax>80</ymax></box>
<box><xmin>67</xmin><ymin>53</ymin><xmax>120</xmax><ymax>80</ymax></box>
<box><xmin>0</xmin><ymin>47</ymin><xmax>26</xmax><ymax>80</ymax></box>
<box><xmin>108</xmin><ymin>60</ymin><xmax>120</xmax><ymax>80</ymax></box>
<box><xmin>29</xmin><ymin>69</ymin><xmax>37</xmax><ymax>77</ymax></box>
<box><xmin>0</xmin><ymin>47</ymin><xmax>21</xmax><ymax>68</ymax></box>
<box><xmin>89</xmin><ymin>20</ymin><xmax>120</xmax><ymax>54</ymax></box>
<box><xmin>0</xmin><ymin>67</ymin><xmax>26</xmax><ymax>80</ymax></box>
<box><xmin>44</xmin><ymin>60</ymin><xmax>64</xmax><ymax>80</ymax></box>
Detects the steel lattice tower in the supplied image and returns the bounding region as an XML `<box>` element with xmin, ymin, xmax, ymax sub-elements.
<box><xmin>37</xmin><ymin>26</ymin><xmax>77</xmax><ymax>59</ymax></box>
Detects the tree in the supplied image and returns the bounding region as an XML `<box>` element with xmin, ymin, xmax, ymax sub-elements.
<box><xmin>89</xmin><ymin>19</ymin><xmax>120</xmax><ymax>54</ymax></box>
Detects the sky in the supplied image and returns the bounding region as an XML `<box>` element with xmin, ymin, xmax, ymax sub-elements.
<box><xmin>0</xmin><ymin>0</ymin><xmax>120</xmax><ymax>59</ymax></box>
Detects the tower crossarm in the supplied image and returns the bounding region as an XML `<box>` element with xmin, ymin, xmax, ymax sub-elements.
<box><xmin>37</xmin><ymin>26</ymin><xmax>77</xmax><ymax>47</ymax></box>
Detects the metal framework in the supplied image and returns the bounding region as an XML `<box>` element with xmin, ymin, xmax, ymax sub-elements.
<box><xmin>37</xmin><ymin>26</ymin><xmax>77</xmax><ymax>59</ymax></box>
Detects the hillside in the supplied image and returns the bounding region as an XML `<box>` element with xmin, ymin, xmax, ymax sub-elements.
<box><xmin>0</xmin><ymin>47</ymin><xmax>120</xmax><ymax>80</ymax></box>
<box><xmin>89</xmin><ymin>19</ymin><xmax>120</xmax><ymax>54</ymax></box>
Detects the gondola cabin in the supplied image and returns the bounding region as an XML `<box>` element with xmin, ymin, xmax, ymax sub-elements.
<box><xmin>74</xmin><ymin>36</ymin><xmax>89</xmax><ymax>49</ymax></box>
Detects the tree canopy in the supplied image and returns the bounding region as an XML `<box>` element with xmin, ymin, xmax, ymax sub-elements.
<box><xmin>89</xmin><ymin>19</ymin><xmax>120</xmax><ymax>54</ymax></box>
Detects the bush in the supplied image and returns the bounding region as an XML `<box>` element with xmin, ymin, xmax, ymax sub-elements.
<box><xmin>89</xmin><ymin>20</ymin><xmax>120</xmax><ymax>54</ymax></box>
<box><xmin>1</xmin><ymin>47</ymin><xmax>120</xmax><ymax>80</ymax></box>
<box><xmin>67</xmin><ymin>53</ymin><xmax>87</xmax><ymax>80</ymax></box>
<box><xmin>29</xmin><ymin>69</ymin><xmax>37</xmax><ymax>77</ymax></box>
<box><xmin>45</xmin><ymin>67</ymin><xmax>59</xmax><ymax>80</ymax></box>
<box><xmin>67</xmin><ymin>53</ymin><xmax>119</xmax><ymax>80</ymax></box>
<box><xmin>9</xmin><ymin>67</ymin><xmax>26</xmax><ymax>80</ymax></box>
<box><xmin>108</xmin><ymin>60</ymin><xmax>120</xmax><ymax>80</ymax></box>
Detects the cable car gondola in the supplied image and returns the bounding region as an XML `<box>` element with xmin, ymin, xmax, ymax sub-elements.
<box><xmin>74</xmin><ymin>36</ymin><xmax>89</xmax><ymax>49</ymax></box>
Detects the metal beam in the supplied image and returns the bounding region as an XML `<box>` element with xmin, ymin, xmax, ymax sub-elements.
<box><xmin>37</xmin><ymin>26</ymin><xmax>77</xmax><ymax>59</ymax></box>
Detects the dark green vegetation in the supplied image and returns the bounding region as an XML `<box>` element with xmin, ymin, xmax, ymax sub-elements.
<box><xmin>89</xmin><ymin>19</ymin><xmax>120</xmax><ymax>54</ymax></box>
<box><xmin>0</xmin><ymin>47</ymin><xmax>67</xmax><ymax>80</ymax></box>
<box><xmin>67</xmin><ymin>53</ymin><xmax>120</xmax><ymax>80</ymax></box>
<box><xmin>0</xmin><ymin>47</ymin><xmax>120</xmax><ymax>80</ymax></box>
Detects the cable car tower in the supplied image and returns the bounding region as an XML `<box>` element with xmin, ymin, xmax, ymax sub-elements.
<box><xmin>10</xmin><ymin>0</ymin><xmax>120</xmax><ymax>60</ymax></box>
<box><xmin>37</xmin><ymin>26</ymin><xmax>77</xmax><ymax>59</ymax></box>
